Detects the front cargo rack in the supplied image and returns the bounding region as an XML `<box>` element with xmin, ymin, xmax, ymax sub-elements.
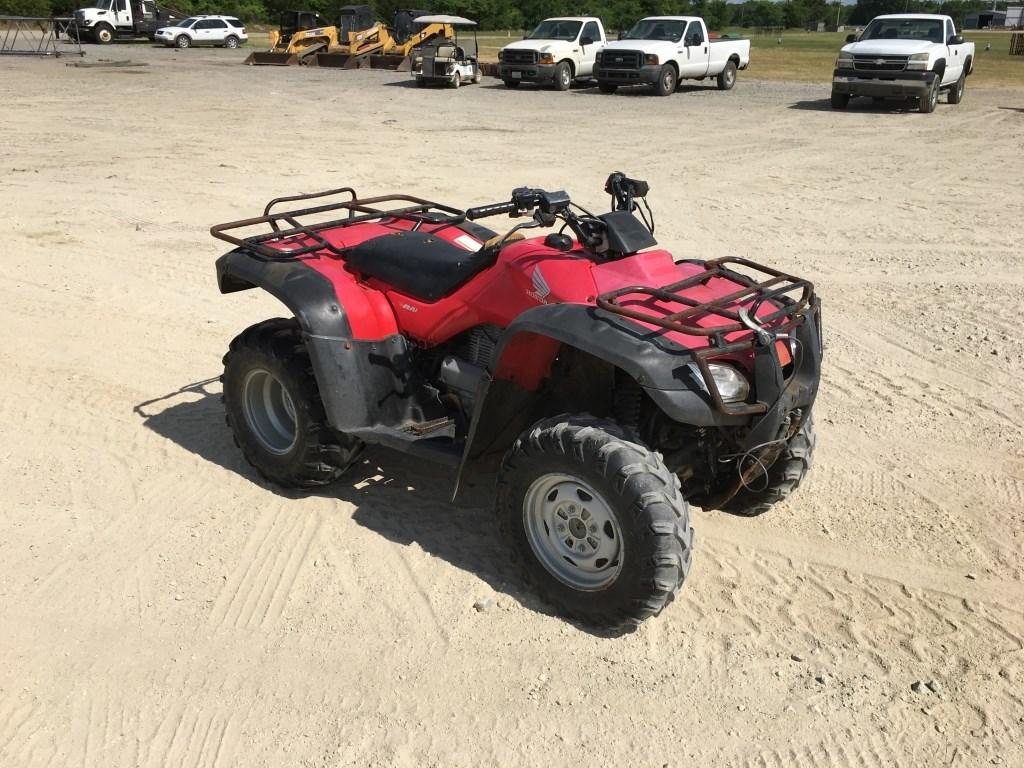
<box><xmin>596</xmin><ymin>257</ymin><xmax>817</xmax><ymax>416</ymax></box>
<box><xmin>210</xmin><ymin>186</ymin><xmax>467</xmax><ymax>260</ymax></box>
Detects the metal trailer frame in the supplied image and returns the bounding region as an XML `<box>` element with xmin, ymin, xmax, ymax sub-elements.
<box><xmin>0</xmin><ymin>15</ymin><xmax>83</xmax><ymax>57</ymax></box>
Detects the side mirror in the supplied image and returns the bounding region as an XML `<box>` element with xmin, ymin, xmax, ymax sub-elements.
<box><xmin>580</xmin><ymin>35</ymin><xmax>593</xmax><ymax>46</ymax></box>
<box><xmin>948</xmin><ymin>34</ymin><xmax>963</xmax><ymax>45</ymax></box>
<box><xmin>845</xmin><ymin>33</ymin><xmax>856</xmax><ymax>43</ymax></box>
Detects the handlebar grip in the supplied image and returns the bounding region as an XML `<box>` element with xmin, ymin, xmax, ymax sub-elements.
<box><xmin>466</xmin><ymin>201</ymin><xmax>518</xmax><ymax>220</ymax></box>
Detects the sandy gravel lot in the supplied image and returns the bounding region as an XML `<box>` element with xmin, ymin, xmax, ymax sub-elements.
<box><xmin>2</xmin><ymin>45</ymin><xmax>1023</xmax><ymax>767</ymax></box>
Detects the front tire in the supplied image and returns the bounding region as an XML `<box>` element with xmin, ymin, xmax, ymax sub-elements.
<box><xmin>93</xmin><ymin>24</ymin><xmax>114</xmax><ymax>44</ymax></box>
<box><xmin>496</xmin><ymin>415</ymin><xmax>693</xmax><ymax>630</ymax></box>
<box><xmin>553</xmin><ymin>60</ymin><xmax>572</xmax><ymax>91</ymax></box>
<box><xmin>830</xmin><ymin>91</ymin><xmax>849</xmax><ymax>109</ymax></box>
<box><xmin>919</xmin><ymin>76</ymin><xmax>938</xmax><ymax>113</ymax></box>
<box><xmin>654</xmin><ymin>63</ymin><xmax>678</xmax><ymax>97</ymax></box>
<box><xmin>719</xmin><ymin>412</ymin><xmax>816</xmax><ymax>517</ymax></box>
<box><xmin>716</xmin><ymin>60</ymin><xmax>737</xmax><ymax>90</ymax></box>
<box><xmin>175</xmin><ymin>34</ymin><xmax>191</xmax><ymax>49</ymax></box>
<box><xmin>222</xmin><ymin>318</ymin><xmax>363</xmax><ymax>488</ymax></box>
<box><xmin>947</xmin><ymin>71</ymin><xmax>965</xmax><ymax>104</ymax></box>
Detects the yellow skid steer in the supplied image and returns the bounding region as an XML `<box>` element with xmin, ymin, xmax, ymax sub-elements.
<box><xmin>244</xmin><ymin>10</ymin><xmax>336</xmax><ymax>66</ymax></box>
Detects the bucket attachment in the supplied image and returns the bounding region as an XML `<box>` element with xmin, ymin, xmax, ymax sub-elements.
<box><xmin>369</xmin><ymin>53</ymin><xmax>412</xmax><ymax>71</ymax></box>
<box><xmin>245</xmin><ymin>51</ymin><xmax>300</xmax><ymax>66</ymax></box>
<box><xmin>310</xmin><ymin>52</ymin><xmax>369</xmax><ymax>69</ymax></box>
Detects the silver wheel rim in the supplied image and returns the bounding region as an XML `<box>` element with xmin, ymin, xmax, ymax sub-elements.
<box><xmin>663</xmin><ymin>69</ymin><xmax>674</xmax><ymax>91</ymax></box>
<box><xmin>241</xmin><ymin>368</ymin><xmax>297</xmax><ymax>455</ymax></box>
<box><xmin>726</xmin><ymin>67</ymin><xmax>735</xmax><ymax>86</ymax></box>
<box><xmin>930</xmin><ymin>82</ymin><xmax>938</xmax><ymax>108</ymax></box>
<box><xmin>99</xmin><ymin>29</ymin><xmax>111</xmax><ymax>42</ymax></box>
<box><xmin>177</xmin><ymin>36</ymin><xmax>188</xmax><ymax>48</ymax></box>
<box><xmin>523</xmin><ymin>473</ymin><xmax>624</xmax><ymax>591</ymax></box>
<box><xmin>227</xmin><ymin>38</ymin><xmax>237</xmax><ymax>48</ymax></box>
<box><xmin>560</xmin><ymin>67</ymin><xmax>570</xmax><ymax>87</ymax></box>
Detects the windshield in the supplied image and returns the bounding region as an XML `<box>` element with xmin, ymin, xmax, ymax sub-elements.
<box><xmin>624</xmin><ymin>19</ymin><xmax>687</xmax><ymax>43</ymax></box>
<box><xmin>89</xmin><ymin>0</ymin><xmax>112</xmax><ymax>9</ymax></box>
<box><xmin>175</xmin><ymin>17</ymin><xmax>198</xmax><ymax>27</ymax></box>
<box><xmin>527</xmin><ymin>19</ymin><xmax>581</xmax><ymax>41</ymax></box>
<box><xmin>860</xmin><ymin>18</ymin><xmax>945</xmax><ymax>43</ymax></box>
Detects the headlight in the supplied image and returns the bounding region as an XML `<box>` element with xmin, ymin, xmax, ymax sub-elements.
<box><xmin>835</xmin><ymin>52</ymin><xmax>854</xmax><ymax>69</ymax></box>
<box><xmin>906</xmin><ymin>52</ymin><xmax>930</xmax><ymax>70</ymax></box>
<box><xmin>644</xmin><ymin>53</ymin><xmax>659</xmax><ymax>65</ymax></box>
<box><xmin>595</xmin><ymin>51</ymin><xmax>602</xmax><ymax>62</ymax></box>
<box><xmin>539</xmin><ymin>53</ymin><xmax>554</xmax><ymax>64</ymax></box>
<box><xmin>707</xmin><ymin>363</ymin><xmax>750</xmax><ymax>404</ymax></box>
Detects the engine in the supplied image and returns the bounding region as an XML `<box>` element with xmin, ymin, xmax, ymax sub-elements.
<box><xmin>438</xmin><ymin>325</ymin><xmax>501</xmax><ymax>413</ymax></box>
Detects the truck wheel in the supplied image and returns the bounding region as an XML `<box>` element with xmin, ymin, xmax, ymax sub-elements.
<box><xmin>947</xmin><ymin>71</ymin><xmax>965</xmax><ymax>104</ymax></box>
<box><xmin>93</xmin><ymin>24</ymin><xmax>114</xmax><ymax>44</ymax></box>
<box><xmin>496</xmin><ymin>415</ymin><xmax>693</xmax><ymax>630</ymax></box>
<box><xmin>224</xmin><ymin>35</ymin><xmax>239</xmax><ymax>49</ymax></box>
<box><xmin>719</xmin><ymin>412</ymin><xmax>816</xmax><ymax>518</ymax></box>
<box><xmin>503</xmin><ymin>79</ymin><xmax>520</xmax><ymax>88</ymax></box>
<box><xmin>598</xmin><ymin>81</ymin><xmax>617</xmax><ymax>94</ymax></box>
<box><xmin>175</xmin><ymin>34</ymin><xmax>191</xmax><ymax>49</ymax></box>
<box><xmin>919</xmin><ymin>77</ymin><xmax>938</xmax><ymax>113</ymax></box>
<box><xmin>222</xmin><ymin>318</ymin><xmax>363</xmax><ymax>488</ymax></box>
<box><xmin>653</xmin><ymin>64</ymin><xmax>677</xmax><ymax>96</ymax></box>
<box><xmin>830</xmin><ymin>91</ymin><xmax>849</xmax><ymax>109</ymax></box>
<box><xmin>553</xmin><ymin>61</ymin><xmax>572</xmax><ymax>91</ymax></box>
<box><xmin>716</xmin><ymin>60</ymin><xmax>737</xmax><ymax>90</ymax></box>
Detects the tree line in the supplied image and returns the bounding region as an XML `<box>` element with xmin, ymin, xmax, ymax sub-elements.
<box><xmin>3</xmin><ymin>0</ymin><xmax>1012</xmax><ymax>30</ymax></box>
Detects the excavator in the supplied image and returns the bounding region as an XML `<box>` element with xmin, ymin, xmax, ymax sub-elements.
<box><xmin>245</xmin><ymin>6</ymin><xmax>453</xmax><ymax>70</ymax></box>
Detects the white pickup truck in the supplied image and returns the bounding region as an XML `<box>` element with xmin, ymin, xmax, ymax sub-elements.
<box><xmin>594</xmin><ymin>16</ymin><xmax>750</xmax><ymax>96</ymax></box>
<box><xmin>831</xmin><ymin>14</ymin><xmax>974</xmax><ymax>113</ymax></box>
<box><xmin>498</xmin><ymin>17</ymin><xmax>607</xmax><ymax>90</ymax></box>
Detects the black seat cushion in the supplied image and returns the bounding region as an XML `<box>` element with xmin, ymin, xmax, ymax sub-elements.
<box><xmin>345</xmin><ymin>230</ymin><xmax>495</xmax><ymax>302</ymax></box>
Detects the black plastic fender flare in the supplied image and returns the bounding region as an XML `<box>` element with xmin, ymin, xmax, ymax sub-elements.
<box><xmin>216</xmin><ymin>248</ymin><xmax>352</xmax><ymax>338</ymax></box>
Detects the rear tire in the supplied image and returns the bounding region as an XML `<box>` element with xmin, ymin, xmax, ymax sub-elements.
<box><xmin>553</xmin><ymin>60</ymin><xmax>572</xmax><ymax>91</ymax></box>
<box><xmin>716</xmin><ymin>60</ymin><xmax>737</xmax><ymax>90</ymax></box>
<box><xmin>175</xmin><ymin>34</ymin><xmax>191</xmax><ymax>49</ymax></box>
<box><xmin>654</xmin><ymin>63</ymin><xmax>678</xmax><ymax>96</ymax></box>
<box><xmin>224</xmin><ymin>35</ymin><xmax>239</xmax><ymax>49</ymax></box>
<box><xmin>830</xmin><ymin>91</ymin><xmax>849</xmax><ymax>109</ymax></box>
<box><xmin>598</xmin><ymin>81</ymin><xmax>617</xmax><ymax>94</ymax></box>
<box><xmin>222</xmin><ymin>318</ymin><xmax>363</xmax><ymax>488</ymax></box>
<box><xmin>947</xmin><ymin>71</ymin><xmax>965</xmax><ymax>104</ymax></box>
<box><xmin>719</xmin><ymin>412</ymin><xmax>816</xmax><ymax>517</ymax></box>
<box><xmin>496</xmin><ymin>415</ymin><xmax>693</xmax><ymax>630</ymax></box>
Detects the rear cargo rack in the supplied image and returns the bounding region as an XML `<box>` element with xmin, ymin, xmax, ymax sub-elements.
<box><xmin>597</xmin><ymin>257</ymin><xmax>817</xmax><ymax>416</ymax></box>
<box><xmin>210</xmin><ymin>186</ymin><xmax>466</xmax><ymax>259</ymax></box>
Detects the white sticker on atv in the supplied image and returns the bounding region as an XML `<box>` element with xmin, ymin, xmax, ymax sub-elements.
<box><xmin>528</xmin><ymin>266</ymin><xmax>551</xmax><ymax>304</ymax></box>
<box><xmin>453</xmin><ymin>234</ymin><xmax>480</xmax><ymax>251</ymax></box>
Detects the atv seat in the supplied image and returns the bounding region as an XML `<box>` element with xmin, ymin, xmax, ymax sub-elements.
<box><xmin>345</xmin><ymin>230</ymin><xmax>494</xmax><ymax>302</ymax></box>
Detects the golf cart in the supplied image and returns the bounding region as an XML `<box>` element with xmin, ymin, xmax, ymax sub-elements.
<box><xmin>412</xmin><ymin>15</ymin><xmax>481</xmax><ymax>88</ymax></box>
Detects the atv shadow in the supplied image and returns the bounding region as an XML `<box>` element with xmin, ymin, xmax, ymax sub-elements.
<box><xmin>135</xmin><ymin>378</ymin><xmax>629</xmax><ymax>637</ymax></box>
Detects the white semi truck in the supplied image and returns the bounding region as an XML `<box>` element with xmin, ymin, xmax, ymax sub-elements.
<box><xmin>71</xmin><ymin>0</ymin><xmax>186</xmax><ymax>44</ymax></box>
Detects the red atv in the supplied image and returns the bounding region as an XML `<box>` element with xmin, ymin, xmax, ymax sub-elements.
<box><xmin>212</xmin><ymin>173</ymin><xmax>821</xmax><ymax>629</ymax></box>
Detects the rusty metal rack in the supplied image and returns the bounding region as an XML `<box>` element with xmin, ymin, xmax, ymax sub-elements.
<box><xmin>597</xmin><ymin>257</ymin><xmax>817</xmax><ymax>416</ymax></box>
<box><xmin>210</xmin><ymin>187</ymin><xmax>466</xmax><ymax>260</ymax></box>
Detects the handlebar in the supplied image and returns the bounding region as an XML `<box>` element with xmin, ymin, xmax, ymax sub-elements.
<box><xmin>465</xmin><ymin>201</ymin><xmax>518</xmax><ymax>220</ymax></box>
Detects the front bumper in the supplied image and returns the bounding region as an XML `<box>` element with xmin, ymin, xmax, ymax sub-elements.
<box><xmin>594</xmin><ymin>63</ymin><xmax>661</xmax><ymax>86</ymax></box>
<box><xmin>498</xmin><ymin>62</ymin><xmax>555</xmax><ymax>83</ymax></box>
<box><xmin>831</xmin><ymin>68</ymin><xmax>936</xmax><ymax>98</ymax></box>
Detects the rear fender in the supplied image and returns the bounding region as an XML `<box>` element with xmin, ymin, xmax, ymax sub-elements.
<box><xmin>217</xmin><ymin>249</ymin><xmax>417</xmax><ymax>432</ymax></box>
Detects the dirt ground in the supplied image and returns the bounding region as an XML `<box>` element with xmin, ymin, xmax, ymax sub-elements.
<box><xmin>1</xmin><ymin>46</ymin><xmax>1023</xmax><ymax>768</ymax></box>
